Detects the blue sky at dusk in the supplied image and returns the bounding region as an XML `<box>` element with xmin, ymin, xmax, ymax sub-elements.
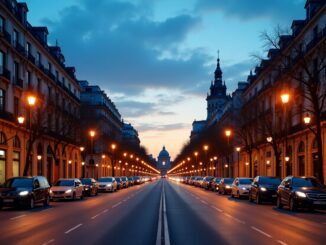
<box><xmin>24</xmin><ymin>0</ymin><xmax>305</xmax><ymax>159</ymax></box>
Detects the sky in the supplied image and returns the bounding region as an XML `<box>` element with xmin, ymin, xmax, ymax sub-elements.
<box><xmin>24</xmin><ymin>0</ymin><xmax>306</xmax><ymax>159</ymax></box>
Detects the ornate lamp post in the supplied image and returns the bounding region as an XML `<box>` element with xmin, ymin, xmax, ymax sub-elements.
<box><xmin>281</xmin><ymin>92</ymin><xmax>290</xmax><ymax>177</ymax></box>
<box><xmin>236</xmin><ymin>147</ymin><xmax>241</xmax><ymax>177</ymax></box>
<box><xmin>225</xmin><ymin>129</ymin><xmax>232</xmax><ymax>177</ymax></box>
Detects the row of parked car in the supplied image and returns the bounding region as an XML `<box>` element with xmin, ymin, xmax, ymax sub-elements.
<box><xmin>0</xmin><ymin>175</ymin><xmax>154</xmax><ymax>210</ymax></box>
<box><xmin>171</xmin><ymin>175</ymin><xmax>326</xmax><ymax>212</ymax></box>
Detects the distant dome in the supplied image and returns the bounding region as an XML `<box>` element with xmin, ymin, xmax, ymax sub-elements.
<box><xmin>158</xmin><ymin>146</ymin><xmax>170</xmax><ymax>158</ymax></box>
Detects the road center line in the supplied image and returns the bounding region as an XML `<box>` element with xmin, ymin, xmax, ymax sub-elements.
<box><xmin>65</xmin><ymin>223</ymin><xmax>83</xmax><ymax>234</ymax></box>
<box><xmin>276</xmin><ymin>240</ymin><xmax>288</xmax><ymax>245</ymax></box>
<box><xmin>210</xmin><ymin>205</ymin><xmax>223</xmax><ymax>212</ymax></box>
<box><xmin>10</xmin><ymin>214</ymin><xmax>26</xmax><ymax>220</ymax></box>
<box><xmin>112</xmin><ymin>201</ymin><xmax>122</xmax><ymax>208</ymax></box>
<box><xmin>162</xmin><ymin>182</ymin><xmax>171</xmax><ymax>245</ymax></box>
<box><xmin>42</xmin><ymin>239</ymin><xmax>55</xmax><ymax>245</ymax></box>
<box><xmin>200</xmin><ymin>200</ymin><xmax>208</xmax><ymax>205</ymax></box>
<box><xmin>102</xmin><ymin>209</ymin><xmax>109</xmax><ymax>213</ymax></box>
<box><xmin>251</xmin><ymin>226</ymin><xmax>272</xmax><ymax>238</ymax></box>
<box><xmin>91</xmin><ymin>213</ymin><xmax>101</xmax><ymax>219</ymax></box>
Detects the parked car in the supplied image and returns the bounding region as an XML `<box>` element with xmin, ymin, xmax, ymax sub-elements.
<box><xmin>195</xmin><ymin>176</ymin><xmax>204</xmax><ymax>187</ymax></box>
<box><xmin>218</xmin><ymin>178</ymin><xmax>234</xmax><ymax>195</ymax></box>
<box><xmin>209</xmin><ymin>177</ymin><xmax>221</xmax><ymax>192</ymax></box>
<box><xmin>97</xmin><ymin>177</ymin><xmax>118</xmax><ymax>192</ymax></box>
<box><xmin>231</xmin><ymin>178</ymin><xmax>253</xmax><ymax>198</ymax></box>
<box><xmin>0</xmin><ymin>176</ymin><xmax>50</xmax><ymax>209</ymax></box>
<box><xmin>50</xmin><ymin>178</ymin><xmax>84</xmax><ymax>201</ymax></box>
<box><xmin>249</xmin><ymin>176</ymin><xmax>281</xmax><ymax>204</ymax></box>
<box><xmin>202</xmin><ymin>176</ymin><xmax>215</xmax><ymax>190</ymax></box>
<box><xmin>133</xmin><ymin>176</ymin><xmax>142</xmax><ymax>185</ymax></box>
<box><xmin>115</xmin><ymin>177</ymin><xmax>123</xmax><ymax>189</ymax></box>
<box><xmin>188</xmin><ymin>176</ymin><xmax>197</xmax><ymax>185</ymax></box>
<box><xmin>277</xmin><ymin>176</ymin><xmax>326</xmax><ymax>211</ymax></box>
<box><xmin>128</xmin><ymin>177</ymin><xmax>134</xmax><ymax>186</ymax></box>
<box><xmin>80</xmin><ymin>178</ymin><xmax>98</xmax><ymax>196</ymax></box>
<box><xmin>120</xmin><ymin>176</ymin><xmax>129</xmax><ymax>188</ymax></box>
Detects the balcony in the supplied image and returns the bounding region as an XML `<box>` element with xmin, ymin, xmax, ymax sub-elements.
<box><xmin>0</xmin><ymin>68</ymin><xmax>11</xmax><ymax>81</ymax></box>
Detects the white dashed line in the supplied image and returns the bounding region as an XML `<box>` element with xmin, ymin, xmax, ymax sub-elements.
<box><xmin>10</xmin><ymin>214</ymin><xmax>26</xmax><ymax>220</ymax></box>
<box><xmin>223</xmin><ymin>213</ymin><xmax>245</xmax><ymax>224</ymax></box>
<box><xmin>102</xmin><ymin>209</ymin><xmax>109</xmax><ymax>213</ymax></box>
<box><xmin>210</xmin><ymin>205</ymin><xmax>223</xmax><ymax>212</ymax></box>
<box><xmin>65</xmin><ymin>224</ymin><xmax>83</xmax><ymax>234</ymax></box>
<box><xmin>91</xmin><ymin>213</ymin><xmax>101</xmax><ymax>219</ymax></box>
<box><xmin>112</xmin><ymin>201</ymin><xmax>122</xmax><ymax>208</ymax></box>
<box><xmin>251</xmin><ymin>226</ymin><xmax>272</xmax><ymax>238</ymax></box>
<box><xmin>42</xmin><ymin>239</ymin><xmax>55</xmax><ymax>245</ymax></box>
<box><xmin>276</xmin><ymin>240</ymin><xmax>288</xmax><ymax>245</ymax></box>
<box><xmin>200</xmin><ymin>200</ymin><xmax>208</xmax><ymax>205</ymax></box>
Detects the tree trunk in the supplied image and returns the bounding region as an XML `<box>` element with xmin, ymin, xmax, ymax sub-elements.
<box><xmin>249</xmin><ymin>149</ymin><xmax>253</xmax><ymax>177</ymax></box>
<box><xmin>316</xmin><ymin>117</ymin><xmax>324</xmax><ymax>183</ymax></box>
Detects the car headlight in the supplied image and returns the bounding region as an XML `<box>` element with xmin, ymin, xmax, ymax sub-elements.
<box><xmin>260</xmin><ymin>187</ymin><xmax>267</xmax><ymax>192</ymax></box>
<box><xmin>226</xmin><ymin>185</ymin><xmax>231</xmax><ymax>189</ymax></box>
<box><xmin>85</xmin><ymin>187</ymin><xmax>89</xmax><ymax>190</ymax></box>
<box><xmin>65</xmin><ymin>189</ymin><xmax>72</xmax><ymax>193</ymax></box>
<box><xmin>19</xmin><ymin>191</ymin><xmax>29</xmax><ymax>196</ymax></box>
<box><xmin>107</xmin><ymin>184</ymin><xmax>112</xmax><ymax>187</ymax></box>
<box><xmin>296</xmin><ymin>191</ymin><xmax>307</xmax><ymax>198</ymax></box>
<box><xmin>49</xmin><ymin>190</ymin><xmax>53</xmax><ymax>194</ymax></box>
<box><xmin>242</xmin><ymin>187</ymin><xmax>247</xmax><ymax>190</ymax></box>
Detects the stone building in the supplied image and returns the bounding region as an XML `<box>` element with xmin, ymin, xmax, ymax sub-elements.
<box><xmin>157</xmin><ymin>146</ymin><xmax>171</xmax><ymax>175</ymax></box>
<box><xmin>0</xmin><ymin>0</ymin><xmax>82</xmax><ymax>183</ymax></box>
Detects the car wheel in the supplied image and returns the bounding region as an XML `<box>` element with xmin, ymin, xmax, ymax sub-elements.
<box><xmin>44</xmin><ymin>196</ymin><xmax>50</xmax><ymax>206</ymax></box>
<box><xmin>29</xmin><ymin>197</ymin><xmax>35</xmax><ymax>209</ymax></box>
<box><xmin>237</xmin><ymin>191</ymin><xmax>240</xmax><ymax>199</ymax></box>
<box><xmin>73</xmin><ymin>192</ymin><xmax>76</xmax><ymax>201</ymax></box>
<box><xmin>276</xmin><ymin>196</ymin><xmax>283</xmax><ymax>209</ymax></box>
<box><xmin>255</xmin><ymin>193</ymin><xmax>261</xmax><ymax>204</ymax></box>
<box><xmin>222</xmin><ymin>189</ymin><xmax>226</xmax><ymax>195</ymax></box>
<box><xmin>231</xmin><ymin>191</ymin><xmax>234</xmax><ymax>198</ymax></box>
<box><xmin>289</xmin><ymin>197</ymin><xmax>297</xmax><ymax>212</ymax></box>
<box><xmin>80</xmin><ymin>193</ymin><xmax>84</xmax><ymax>200</ymax></box>
<box><xmin>95</xmin><ymin>190</ymin><xmax>98</xmax><ymax>196</ymax></box>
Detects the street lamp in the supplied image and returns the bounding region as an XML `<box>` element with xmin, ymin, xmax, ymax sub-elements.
<box><xmin>281</xmin><ymin>92</ymin><xmax>290</xmax><ymax>177</ymax></box>
<box><xmin>203</xmin><ymin>145</ymin><xmax>209</xmax><ymax>175</ymax></box>
<box><xmin>280</xmin><ymin>93</ymin><xmax>290</xmax><ymax>104</ymax></box>
<box><xmin>236</xmin><ymin>147</ymin><xmax>241</xmax><ymax>177</ymax></box>
<box><xmin>245</xmin><ymin>162</ymin><xmax>249</xmax><ymax>177</ymax></box>
<box><xmin>17</xmin><ymin>116</ymin><xmax>25</xmax><ymax>124</ymax></box>
<box><xmin>266</xmin><ymin>136</ymin><xmax>273</xmax><ymax>143</ymax></box>
<box><xmin>225</xmin><ymin>129</ymin><xmax>232</xmax><ymax>177</ymax></box>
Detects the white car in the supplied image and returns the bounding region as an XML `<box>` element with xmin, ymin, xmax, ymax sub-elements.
<box><xmin>97</xmin><ymin>177</ymin><xmax>118</xmax><ymax>192</ymax></box>
<box><xmin>50</xmin><ymin>178</ymin><xmax>84</xmax><ymax>201</ymax></box>
<box><xmin>231</xmin><ymin>177</ymin><xmax>253</xmax><ymax>198</ymax></box>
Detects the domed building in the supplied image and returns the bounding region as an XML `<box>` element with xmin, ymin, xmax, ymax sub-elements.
<box><xmin>157</xmin><ymin>146</ymin><xmax>171</xmax><ymax>175</ymax></box>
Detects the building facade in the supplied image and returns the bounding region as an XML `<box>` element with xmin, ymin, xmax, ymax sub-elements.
<box><xmin>122</xmin><ymin>122</ymin><xmax>140</xmax><ymax>146</ymax></box>
<box><xmin>0</xmin><ymin>0</ymin><xmax>82</xmax><ymax>184</ymax></box>
<box><xmin>157</xmin><ymin>146</ymin><xmax>171</xmax><ymax>175</ymax></box>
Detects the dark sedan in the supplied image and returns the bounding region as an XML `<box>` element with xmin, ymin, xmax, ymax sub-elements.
<box><xmin>80</xmin><ymin>178</ymin><xmax>98</xmax><ymax>196</ymax></box>
<box><xmin>0</xmin><ymin>176</ymin><xmax>50</xmax><ymax>209</ymax></box>
<box><xmin>277</xmin><ymin>176</ymin><xmax>326</xmax><ymax>211</ymax></box>
<box><xmin>249</xmin><ymin>176</ymin><xmax>281</xmax><ymax>204</ymax></box>
<box><xmin>202</xmin><ymin>176</ymin><xmax>214</xmax><ymax>190</ymax></box>
<box><xmin>218</xmin><ymin>178</ymin><xmax>234</xmax><ymax>195</ymax></box>
<box><xmin>209</xmin><ymin>177</ymin><xmax>221</xmax><ymax>192</ymax></box>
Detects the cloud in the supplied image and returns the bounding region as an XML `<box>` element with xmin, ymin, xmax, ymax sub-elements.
<box><xmin>116</xmin><ymin>101</ymin><xmax>156</xmax><ymax>117</ymax></box>
<box><xmin>42</xmin><ymin>0</ymin><xmax>210</xmax><ymax>96</ymax></box>
<box><xmin>195</xmin><ymin>0</ymin><xmax>305</xmax><ymax>22</ymax></box>
<box><xmin>137</xmin><ymin>123</ymin><xmax>189</xmax><ymax>132</ymax></box>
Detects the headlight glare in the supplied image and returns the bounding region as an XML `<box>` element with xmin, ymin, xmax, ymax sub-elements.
<box><xmin>65</xmin><ymin>189</ymin><xmax>72</xmax><ymax>194</ymax></box>
<box><xmin>260</xmin><ymin>187</ymin><xmax>267</xmax><ymax>191</ymax></box>
<box><xmin>296</xmin><ymin>191</ymin><xmax>307</xmax><ymax>198</ymax></box>
<box><xmin>19</xmin><ymin>191</ymin><xmax>29</xmax><ymax>196</ymax></box>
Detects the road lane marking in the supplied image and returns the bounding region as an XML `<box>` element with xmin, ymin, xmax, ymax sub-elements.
<box><xmin>162</xmin><ymin>182</ymin><xmax>171</xmax><ymax>245</ymax></box>
<box><xmin>210</xmin><ymin>205</ymin><xmax>223</xmax><ymax>212</ymax></box>
<box><xmin>102</xmin><ymin>209</ymin><xmax>109</xmax><ymax>213</ymax></box>
<box><xmin>200</xmin><ymin>200</ymin><xmax>208</xmax><ymax>205</ymax></box>
<box><xmin>10</xmin><ymin>214</ymin><xmax>26</xmax><ymax>220</ymax></box>
<box><xmin>65</xmin><ymin>224</ymin><xmax>82</xmax><ymax>234</ymax></box>
<box><xmin>276</xmin><ymin>240</ymin><xmax>288</xmax><ymax>245</ymax></box>
<box><xmin>223</xmin><ymin>213</ymin><xmax>245</xmax><ymax>224</ymax></box>
<box><xmin>91</xmin><ymin>213</ymin><xmax>101</xmax><ymax>219</ymax></box>
<box><xmin>155</xmin><ymin>185</ymin><xmax>163</xmax><ymax>245</ymax></box>
<box><xmin>42</xmin><ymin>239</ymin><xmax>55</xmax><ymax>245</ymax></box>
<box><xmin>112</xmin><ymin>201</ymin><xmax>122</xmax><ymax>208</ymax></box>
<box><xmin>251</xmin><ymin>226</ymin><xmax>272</xmax><ymax>238</ymax></box>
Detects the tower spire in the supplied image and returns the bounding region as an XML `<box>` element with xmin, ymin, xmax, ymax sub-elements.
<box><xmin>214</xmin><ymin>51</ymin><xmax>222</xmax><ymax>83</ymax></box>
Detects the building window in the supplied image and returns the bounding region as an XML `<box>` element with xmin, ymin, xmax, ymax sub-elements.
<box><xmin>62</xmin><ymin>77</ymin><xmax>65</xmax><ymax>87</ymax></box>
<box><xmin>14</xmin><ymin>62</ymin><xmax>19</xmax><ymax>82</ymax></box>
<box><xmin>0</xmin><ymin>149</ymin><xmax>6</xmax><ymax>184</ymax></box>
<box><xmin>13</xmin><ymin>136</ymin><xmax>20</xmax><ymax>148</ymax></box>
<box><xmin>26</xmin><ymin>42</ymin><xmax>31</xmax><ymax>55</ymax></box>
<box><xmin>48</xmin><ymin>62</ymin><xmax>52</xmax><ymax>73</ymax></box>
<box><xmin>36</xmin><ymin>52</ymin><xmax>41</xmax><ymax>65</ymax></box>
<box><xmin>56</xmin><ymin>70</ymin><xmax>59</xmax><ymax>81</ymax></box>
<box><xmin>13</xmin><ymin>29</ymin><xmax>19</xmax><ymax>46</ymax></box>
<box><xmin>27</xmin><ymin>71</ymin><xmax>32</xmax><ymax>87</ymax></box>
<box><xmin>0</xmin><ymin>15</ymin><xmax>4</xmax><ymax>32</ymax></box>
<box><xmin>14</xmin><ymin>97</ymin><xmax>19</xmax><ymax>117</ymax></box>
<box><xmin>13</xmin><ymin>151</ymin><xmax>20</xmax><ymax>177</ymax></box>
<box><xmin>37</xmin><ymin>78</ymin><xmax>41</xmax><ymax>92</ymax></box>
<box><xmin>0</xmin><ymin>50</ymin><xmax>4</xmax><ymax>74</ymax></box>
<box><xmin>0</xmin><ymin>89</ymin><xmax>5</xmax><ymax>112</ymax></box>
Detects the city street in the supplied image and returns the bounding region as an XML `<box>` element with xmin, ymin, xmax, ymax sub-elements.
<box><xmin>0</xmin><ymin>179</ymin><xmax>325</xmax><ymax>245</ymax></box>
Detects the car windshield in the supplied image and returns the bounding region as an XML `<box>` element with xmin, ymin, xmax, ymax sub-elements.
<box><xmin>4</xmin><ymin>178</ymin><xmax>33</xmax><ymax>188</ymax></box>
<box><xmin>54</xmin><ymin>180</ymin><xmax>74</xmax><ymax>186</ymax></box>
<box><xmin>259</xmin><ymin>177</ymin><xmax>281</xmax><ymax>185</ymax></box>
<box><xmin>214</xmin><ymin>178</ymin><xmax>221</xmax><ymax>182</ymax></box>
<box><xmin>224</xmin><ymin>179</ymin><xmax>234</xmax><ymax>184</ymax></box>
<box><xmin>292</xmin><ymin>178</ymin><xmax>323</xmax><ymax>188</ymax></box>
<box><xmin>98</xmin><ymin>178</ymin><xmax>113</xmax><ymax>182</ymax></box>
<box><xmin>239</xmin><ymin>179</ymin><xmax>253</xmax><ymax>185</ymax></box>
<box><xmin>206</xmin><ymin>177</ymin><xmax>214</xmax><ymax>181</ymax></box>
<box><xmin>134</xmin><ymin>177</ymin><xmax>140</xmax><ymax>180</ymax></box>
<box><xmin>197</xmin><ymin>177</ymin><xmax>203</xmax><ymax>180</ymax></box>
<box><xmin>116</xmin><ymin>178</ymin><xmax>121</xmax><ymax>182</ymax></box>
<box><xmin>128</xmin><ymin>178</ymin><xmax>133</xmax><ymax>180</ymax></box>
<box><xmin>81</xmin><ymin>179</ymin><xmax>92</xmax><ymax>185</ymax></box>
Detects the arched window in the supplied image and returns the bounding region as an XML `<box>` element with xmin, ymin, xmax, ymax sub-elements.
<box><xmin>0</xmin><ymin>132</ymin><xmax>6</xmax><ymax>145</ymax></box>
<box><xmin>13</xmin><ymin>136</ymin><xmax>20</xmax><ymax>148</ymax></box>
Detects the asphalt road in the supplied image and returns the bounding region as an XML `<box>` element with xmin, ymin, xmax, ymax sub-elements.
<box><xmin>0</xmin><ymin>179</ymin><xmax>325</xmax><ymax>245</ymax></box>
